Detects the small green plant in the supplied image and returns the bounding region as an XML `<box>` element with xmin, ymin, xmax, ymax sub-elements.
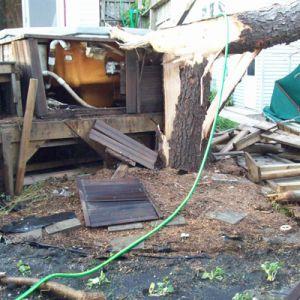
<box><xmin>17</xmin><ymin>260</ymin><xmax>31</xmax><ymax>276</ymax></box>
<box><xmin>216</xmin><ymin>116</ymin><xmax>238</xmax><ymax>131</ymax></box>
<box><xmin>148</xmin><ymin>277</ymin><xmax>174</xmax><ymax>297</ymax></box>
<box><xmin>261</xmin><ymin>261</ymin><xmax>283</xmax><ymax>282</ymax></box>
<box><xmin>87</xmin><ymin>271</ymin><xmax>110</xmax><ymax>289</ymax></box>
<box><xmin>232</xmin><ymin>291</ymin><xmax>253</xmax><ymax>300</ymax></box>
<box><xmin>201</xmin><ymin>266</ymin><xmax>225</xmax><ymax>281</ymax></box>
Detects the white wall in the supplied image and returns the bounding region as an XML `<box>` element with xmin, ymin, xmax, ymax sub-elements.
<box><xmin>22</xmin><ymin>0</ymin><xmax>100</xmax><ymax>28</ymax></box>
<box><xmin>218</xmin><ymin>40</ymin><xmax>300</xmax><ymax>112</ymax></box>
<box><xmin>64</xmin><ymin>0</ymin><xmax>100</xmax><ymax>27</ymax></box>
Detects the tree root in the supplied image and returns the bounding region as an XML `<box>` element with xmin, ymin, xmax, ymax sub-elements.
<box><xmin>0</xmin><ymin>272</ymin><xmax>105</xmax><ymax>300</ymax></box>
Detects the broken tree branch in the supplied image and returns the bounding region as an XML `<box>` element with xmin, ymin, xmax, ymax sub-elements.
<box><xmin>0</xmin><ymin>273</ymin><xmax>105</xmax><ymax>300</ymax></box>
<box><xmin>110</xmin><ymin>1</ymin><xmax>300</xmax><ymax>58</ymax></box>
<box><xmin>202</xmin><ymin>50</ymin><xmax>260</xmax><ymax>139</ymax></box>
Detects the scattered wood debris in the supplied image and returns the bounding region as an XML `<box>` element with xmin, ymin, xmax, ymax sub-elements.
<box><xmin>212</xmin><ymin>119</ymin><xmax>300</xmax><ymax>221</ymax></box>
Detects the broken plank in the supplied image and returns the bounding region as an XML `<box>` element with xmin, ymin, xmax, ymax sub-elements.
<box><xmin>111</xmin><ymin>163</ymin><xmax>129</xmax><ymax>179</ymax></box>
<box><xmin>261</xmin><ymin>130</ymin><xmax>300</xmax><ymax>149</ymax></box>
<box><xmin>89</xmin><ymin>129</ymin><xmax>155</xmax><ymax>169</ymax></box>
<box><xmin>15</xmin><ymin>78</ymin><xmax>38</xmax><ymax>195</ymax></box>
<box><xmin>234</xmin><ymin>129</ymin><xmax>261</xmax><ymax>150</ymax></box>
<box><xmin>220</xmin><ymin>129</ymin><xmax>249</xmax><ymax>153</ymax></box>
<box><xmin>245</xmin><ymin>152</ymin><xmax>261</xmax><ymax>183</ymax></box>
<box><xmin>94</xmin><ymin>120</ymin><xmax>157</xmax><ymax>160</ymax></box>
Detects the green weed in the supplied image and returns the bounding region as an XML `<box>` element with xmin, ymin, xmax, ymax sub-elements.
<box><xmin>232</xmin><ymin>291</ymin><xmax>253</xmax><ymax>300</ymax></box>
<box><xmin>148</xmin><ymin>277</ymin><xmax>174</xmax><ymax>297</ymax></box>
<box><xmin>17</xmin><ymin>260</ymin><xmax>31</xmax><ymax>276</ymax></box>
<box><xmin>261</xmin><ymin>261</ymin><xmax>283</xmax><ymax>282</ymax></box>
<box><xmin>201</xmin><ymin>266</ymin><xmax>225</xmax><ymax>281</ymax></box>
<box><xmin>87</xmin><ymin>271</ymin><xmax>110</xmax><ymax>289</ymax></box>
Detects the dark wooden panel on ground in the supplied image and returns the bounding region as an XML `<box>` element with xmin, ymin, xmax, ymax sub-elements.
<box><xmin>77</xmin><ymin>177</ymin><xmax>160</xmax><ymax>227</ymax></box>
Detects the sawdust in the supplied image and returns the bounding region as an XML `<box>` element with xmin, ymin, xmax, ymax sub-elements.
<box><xmin>0</xmin><ymin>160</ymin><xmax>298</xmax><ymax>257</ymax></box>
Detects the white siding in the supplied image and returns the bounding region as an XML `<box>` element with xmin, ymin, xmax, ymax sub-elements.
<box><xmin>212</xmin><ymin>40</ymin><xmax>300</xmax><ymax>112</ymax></box>
<box><xmin>65</xmin><ymin>0</ymin><xmax>100</xmax><ymax>27</ymax></box>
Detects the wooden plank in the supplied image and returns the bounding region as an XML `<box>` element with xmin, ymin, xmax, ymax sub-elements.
<box><xmin>245</xmin><ymin>152</ymin><xmax>260</xmax><ymax>183</ymax></box>
<box><xmin>278</xmin><ymin>122</ymin><xmax>300</xmax><ymax>136</ymax></box>
<box><xmin>1</xmin><ymin>130</ymin><xmax>14</xmax><ymax>195</ymax></box>
<box><xmin>220</xmin><ymin>129</ymin><xmax>249</xmax><ymax>153</ymax></box>
<box><xmin>267</xmin><ymin>176</ymin><xmax>300</xmax><ymax>192</ymax></box>
<box><xmin>261</xmin><ymin>168</ymin><xmax>300</xmax><ymax>180</ymax></box>
<box><xmin>278</xmin><ymin>152</ymin><xmax>300</xmax><ymax>161</ymax></box>
<box><xmin>125</xmin><ymin>50</ymin><xmax>138</xmax><ymax>113</ymax></box>
<box><xmin>234</xmin><ymin>129</ymin><xmax>261</xmax><ymax>150</ymax></box>
<box><xmin>163</xmin><ymin>53</ymin><xmax>181</xmax><ymax>141</ymax></box>
<box><xmin>111</xmin><ymin>163</ymin><xmax>129</xmax><ymax>179</ymax></box>
<box><xmin>94</xmin><ymin>120</ymin><xmax>157</xmax><ymax>160</ymax></box>
<box><xmin>105</xmin><ymin>148</ymin><xmax>136</xmax><ymax>166</ymax></box>
<box><xmin>15</xmin><ymin>78</ymin><xmax>38</xmax><ymax>195</ymax></box>
<box><xmin>0</xmin><ymin>113</ymin><xmax>163</xmax><ymax>144</ymax></box>
<box><xmin>261</xmin><ymin>130</ymin><xmax>300</xmax><ymax>149</ymax></box>
<box><xmin>11</xmin><ymin>73</ymin><xmax>23</xmax><ymax>117</ymax></box>
<box><xmin>89</xmin><ymin>129</ymin><xmax>155</xmax><ymax>169</ymax></box>
<box><xmin>12</xmin><ymin>39</ymin><xmax>48</xmax><ymax>117</ymax></box>
<box><xmin>260</xmin><ymin>163</ymin><xmax>300</xmax><ymax>172</ymax></box>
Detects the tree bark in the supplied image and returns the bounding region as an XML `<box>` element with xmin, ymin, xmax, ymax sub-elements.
<box><xmin>169</xmin><ymin>60</ymin><xmax>210</xmax><ymax>172</ymax></box>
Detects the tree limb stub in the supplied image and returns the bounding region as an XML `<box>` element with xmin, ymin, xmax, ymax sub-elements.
<box><xmin>110</xmin><ymin>1</ymin><xmax>300</xmax><ymax>58</ymax></box>
<box><xmin>0</xmin><ymin>273</ymin><xmax>105</xmax><ymax>300</ymax></box>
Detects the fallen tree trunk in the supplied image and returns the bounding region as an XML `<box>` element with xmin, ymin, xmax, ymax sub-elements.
<box><xmin>0</xmin><ymin>273</ymin><xmax>105</xmax><ymax>300</ymax></box>
<box><xmin>111</xmin><ymin>1</ymin><xmax>300</xmax><ymax>171</ymax></box>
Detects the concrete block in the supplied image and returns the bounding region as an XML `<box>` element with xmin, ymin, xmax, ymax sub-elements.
<box><xmin>45</xmin><ymin>218</ymin><xmax>81</xmax><ymax>234</ymax></box>
<box><xmin>111</xmin><ymin>235</ymin><xmax>144</xmax><ymax>252</ymax></box>
<box><xmin>207</xmin><ymin>210</ymin><xmax>247</xmax><ymax>225</ymax></box>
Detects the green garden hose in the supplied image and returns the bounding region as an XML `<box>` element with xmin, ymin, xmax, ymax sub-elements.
<box><xmin>16</xmin><ymin>11</ymin><xmax>229</xmax><ymax>300</ymax></box>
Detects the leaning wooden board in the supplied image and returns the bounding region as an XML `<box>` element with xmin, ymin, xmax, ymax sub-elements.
<box><xmin>89</xmin><ymin>120</ymin><xmax>158</xmax><ymax>169</ymax></box>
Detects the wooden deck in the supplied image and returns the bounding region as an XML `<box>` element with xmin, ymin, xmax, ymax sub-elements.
<box><xmin>0</xmin><ymin>112</ymin><xmax>163</xmax><ymax>195</ymax></box>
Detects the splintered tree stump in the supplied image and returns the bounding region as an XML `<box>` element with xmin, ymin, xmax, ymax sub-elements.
<box><xmin>169</xmin><ymin>60</ymin><xmax>210</xmax><ymax>172</ymax></box>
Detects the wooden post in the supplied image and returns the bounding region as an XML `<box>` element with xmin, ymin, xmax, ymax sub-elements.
<box><xmin>1</xmin><ymin>129</ymin><xmax>14</xmax><ymax>195</ymax></box>
<box><xmin>15</xmin><ymin>78</ymin><xmax>38</xmax><ymax>195</ymax></box>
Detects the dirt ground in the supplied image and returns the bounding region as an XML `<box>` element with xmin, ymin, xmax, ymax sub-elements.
<box><xmin>0</xmin><ymin>159</ymin><xmax>299</xmax><ymax>299</ymax></box>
